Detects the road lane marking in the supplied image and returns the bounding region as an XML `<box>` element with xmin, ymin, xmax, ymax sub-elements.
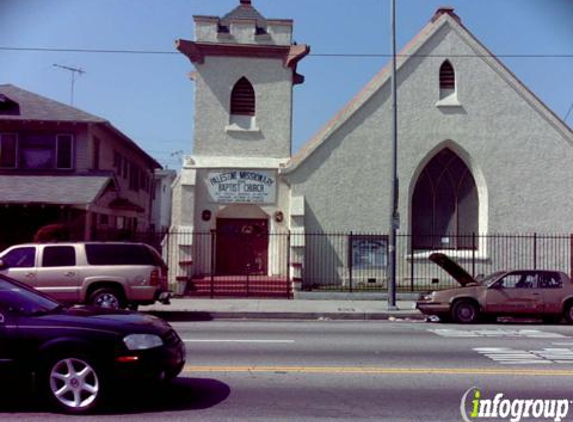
<box><xmin>183</xmin><ymin>339</ymin><xmax>295</xmax><ymax>343</ymax></box>
<box><xmin>182</xmin><ymin>365</ymin><xmax>573</xmax><ymax>376</ymax></box>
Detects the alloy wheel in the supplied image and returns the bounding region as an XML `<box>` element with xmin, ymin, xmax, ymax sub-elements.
<box><xmin>94</xmin><ymin>293</ymin><xmax>120</xmax><ymax>309</ymax></box>
<box><xmin>49</xmin><ymin>358</ymin><xmax>100</xmax><ymax>411</ymax></box>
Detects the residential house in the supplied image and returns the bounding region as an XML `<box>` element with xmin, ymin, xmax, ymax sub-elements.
<box><xmin>0</xmin><ymin>84</ymin><xmax>161</xmax><ymax>248</ymax></box>
<box><xmin>151</xmin><ymin>169</ymin><xmax>177</xmax><ymax>233</ymax></box>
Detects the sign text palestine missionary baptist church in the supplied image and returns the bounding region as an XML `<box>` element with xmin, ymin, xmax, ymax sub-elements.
<box><xmin>207</xmin><ymin>170</ymin><xmax>276</xmax><ymax>204</ymax></box>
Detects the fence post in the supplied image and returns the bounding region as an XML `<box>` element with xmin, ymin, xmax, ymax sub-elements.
<box><xmin>472</xmin><ymin>233</ymin><xmax>476</xmax><ymax>278</ymax></box>
<box><xmin>287</xmin><ymin>231</ymin><xmax>291</xmax><ymax>298</ymax></box>
<box><xmin>348</xmin><ymin>232</ymin><xmax>353</xmax><ymax>293</ymax></box>
<box><xmin>533</xmin><ymin>232</ymin><xmax>538</xmax><ymax>270</ymax></box>
<box><xmin>246</xmin><ymin>264</ymin><xmax>250</xmax><ymax>297</ymax></box>
<box><xmin>409</xmin><ymin>234</ymin><xmax>414</xmax><ymax>292</ymax></box>
<box><xmin>210</xmin><ymin>229</ymin><xmax>215</xmax><ymax>299</ymax></box>
<box><xmin>570</xmin><ymin>234</ymin><xmax>573</xmax><ymax>280</ymax></box>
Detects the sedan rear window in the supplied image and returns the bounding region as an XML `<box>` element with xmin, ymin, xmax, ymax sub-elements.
<box><xmin>85</xmin><ymin>244</ymin><xmax>155</xmax><ymax>266</ymax></box>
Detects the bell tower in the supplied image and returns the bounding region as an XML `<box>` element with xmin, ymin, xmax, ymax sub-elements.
<box><xmin>177</xmin><ymin>0</ymin><xmax>309</xmax><ymax>159</ymax></box>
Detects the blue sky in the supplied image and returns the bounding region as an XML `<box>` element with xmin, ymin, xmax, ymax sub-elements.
<box><xmin>1</xmin><ymin>0</ymin><xmax>572</xmax><ymax>168</ymax></box>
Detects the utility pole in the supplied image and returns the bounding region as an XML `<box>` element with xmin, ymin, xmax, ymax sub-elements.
<box><xmin>53</xmin><ymin>64</ymin><xmax>85</xmax><ymax>105</ymax></box>
<box><xmin>387</xmin><ymin>0</ymin><xmax>399</xmax><ymax>310</ymax></box>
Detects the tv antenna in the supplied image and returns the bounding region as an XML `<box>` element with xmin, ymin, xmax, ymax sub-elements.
<box><xmin>53</xmin><ymin>64</ymin><xmax>85</xmax><ymax>105</ymax></box>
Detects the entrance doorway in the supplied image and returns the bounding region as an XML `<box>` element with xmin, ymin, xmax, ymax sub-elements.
<box><xmin>216</xmin><ymin>218</ymin><xmax>269</xmax><ymax>275</ymax></box>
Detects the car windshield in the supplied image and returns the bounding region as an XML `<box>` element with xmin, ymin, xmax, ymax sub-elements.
<box><xmin>478</xmin><ymin>271</ymin><xmax>506</xmax><ymax>287</ymax></box>
<box><xmin>0</xmin><ymin>276</ymin><xmax>61</xmax><ymax>316</ymax></box>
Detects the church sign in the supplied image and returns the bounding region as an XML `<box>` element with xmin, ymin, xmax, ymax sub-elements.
<box><xmin>207</xmin><ymin>170</ymin><xmax>276</xmax><ymax>204</ymax></box>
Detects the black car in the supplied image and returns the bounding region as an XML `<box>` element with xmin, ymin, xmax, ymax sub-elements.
<box><xmin>0</xmin><ymin>273</ymin><xmax>185</xmax><ymax>414</ymax></box>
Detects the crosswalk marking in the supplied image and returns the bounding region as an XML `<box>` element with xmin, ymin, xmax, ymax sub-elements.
<box><xmin>429</xmin><ymin>328</ymin><xmax>568</xmax><ymax>339</ymax></box>
<box><xmin>474</xmin><ymin>347</ymin><xmax>573</xmax><ymax>365</ymax></box>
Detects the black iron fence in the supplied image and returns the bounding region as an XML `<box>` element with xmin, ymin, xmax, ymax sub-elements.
<box><xmin>92</xmin><ymin>230</ymin><xmax>572</xmax><ymax>294</ymax></box>
<box><xmin>303</xmin><ymin>233</ymin><xmax>572</xmax><ymax>292</ymax></box>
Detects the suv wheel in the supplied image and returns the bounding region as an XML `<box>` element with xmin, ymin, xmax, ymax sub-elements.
<box><xmin>42</xmin><ymin>355</ymin><xmax>104</xmax><ymax>414</ymax></box>
<box><xmin>89</xmin><ymin>287</ymin><xmax>124</xmax><ymax>309</ymax></box>
<box><xmin>451</xmin><ymin>300</ymin><xmax>480</xmax><ymax>324</ymax></box>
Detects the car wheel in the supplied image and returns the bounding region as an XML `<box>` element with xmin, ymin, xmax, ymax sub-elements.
<box><xmin>564</xmin><ymin>304</ymin><xmax>573</xmax><ymax>324</ymax></box>
<box><xmin>42</xmin><ymin>355</ymin><xmax>104</xmax><ymax>414</ymax></box>
<box><xmin>89</xmin><ymin>287</ymin><xmax>124</xmax><ymax>309</ymax></box>
<box><xmin>451</xmin><ymin>300</ymin><xmax>480</xmax><ymax>324</ymax></box>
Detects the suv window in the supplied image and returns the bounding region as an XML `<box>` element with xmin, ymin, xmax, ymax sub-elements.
<box><xmin>2</xmin><ymin>247</ymin><xmax>36</xmax><ymax>268</ymax></box>
<box><xmin>85</xmin><ymin>244</ymin><xmax>155</xmax><ymax>266</ymax></box>
<box><xmin>42</xmin><ymin>246</ymin><xmax>76</xmax><ymax>267</ymax></box>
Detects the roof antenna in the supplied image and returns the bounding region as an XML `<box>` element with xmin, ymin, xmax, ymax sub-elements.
<box><xmin>53</xmin><ymin>64</ymin><xmax>85</xmax><ymax>106</ymax></box>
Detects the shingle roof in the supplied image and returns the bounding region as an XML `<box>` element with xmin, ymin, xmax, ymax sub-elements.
<box><xmin>221</xmin><ymin>1</ymin><xmax>267</xmax><ymax>28</ymax></box>
<box><xmin>0</xmin><ymin>175</ymin><xmax>113</xmax><ymax>205</ymax></box>
<box><xmin>0</xmin><ymin>84</ymin><xmax>162</xmax><ymax>169</ymax></box>
<box><xmin>0</xmin><ymin>84</ymin><xmax>106</xmax><ymax>123</ymax></box>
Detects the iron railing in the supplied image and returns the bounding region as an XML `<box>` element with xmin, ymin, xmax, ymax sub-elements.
<box><xmin>91</xmin><ymin>230</ymin><xmax>573</xmax><ymax>294</ymax></box>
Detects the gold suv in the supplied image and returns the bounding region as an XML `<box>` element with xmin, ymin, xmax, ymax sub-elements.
<box><xmin>416</xmin><ymin>253</ymin><xmax>573</xmax><ymax>324</ymax></box>
<box><xmin>0</xmin><ymin>242</ymin><xmax>171</xmax><ymax>309</ymax></box>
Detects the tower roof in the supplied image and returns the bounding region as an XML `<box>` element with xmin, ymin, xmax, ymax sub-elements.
<box><xmin>221</xmin><ymin>0</ymin><xmax>267</xmax><ymax>30</ymax></box>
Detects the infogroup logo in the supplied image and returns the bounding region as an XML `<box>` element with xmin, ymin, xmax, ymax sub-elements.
<box><xmin>460</xmin><ymin>387</ymin><xmax>570</xmax><ymax>422</ymax></box>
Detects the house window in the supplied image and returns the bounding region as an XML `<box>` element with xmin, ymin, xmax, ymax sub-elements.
<box><xmin>113</xmin><ymin>151</ymin><xmax>122</xmax><ymax>177</ymax></box>
<box><xmin>230</xmin><ymin>77</ymin><xmax>255</xmax><ymax>116</ymax></box>
<box><xmin>129</xmin><ymin>163</ymin><xmax>141</xmax><ymax>191</ymax></box>
<box><xmin>439</xmin><ymin>60</ymin><xmax>456</xmax><ymax>99</ymax></box>
<box><xmin>92</xmin><ymin>137</ymin><xmax>100</xmax><ymax>170</ymax></box>
<box><xmin>0</xmin><ymin>133</ymin><xmax>17</xmax><ymax>168</ymax></box>
<box><xmin>412</xmin><ymin>148</ymin><xmax>478</xmax><ymax>249</ymax></box>
<box><xmin>122</xmin><ymin>158</ymin><xmax>129</xmax><ymax>179</ymax></box>
<box><xmin>19</xmin><ymin>134</ymin><xmax>73</xmax><ymax>170</ymax></box>
<box><xmin>56</xmin><ymin>135</ymin><xmax>73</xmax><ymax>169</ymax></box>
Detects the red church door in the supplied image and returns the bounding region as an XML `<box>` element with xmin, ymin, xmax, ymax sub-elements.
<box><xmin>216</xmin><ymin>218</ymin><xmax>268</xmax><ymax>275</ymax></box>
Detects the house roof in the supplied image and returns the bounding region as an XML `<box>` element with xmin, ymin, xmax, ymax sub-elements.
<box><xmin>0</xmin><ymin>84</ymin><xmax>105</xmax><ymax>123</ymax></box>
<box><xmin>0</xmin><ymin>84</ymin><xmax>162</xmax><ymax>169</ymax></box>
<box><xmin>282</xmin><ymin>7</ymin><xmax>573</xmax><ymax>174</ymax></box>
<box><xmin>0</xmin><ymin>175</ymin><xmax>114</xmax><ymax>206</ymax></box>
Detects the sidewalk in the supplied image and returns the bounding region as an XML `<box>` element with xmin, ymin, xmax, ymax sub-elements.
<box><xmin>140</xmin><ymin>294</ymin><xmax>424</xmax><ymax>321</ymax></box>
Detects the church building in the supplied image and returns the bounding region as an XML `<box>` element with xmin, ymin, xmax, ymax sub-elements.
<box><xmin>170</xmin><ymin>1</ymin><xmax>573</xmax><ymax>295</ymax></box>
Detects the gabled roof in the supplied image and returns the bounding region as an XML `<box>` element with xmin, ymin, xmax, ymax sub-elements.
<box><xmin>282</xmin><ymin>8</ymin><xmax>573</xmax><ymax>174</ymax></box>
<box><xmin>0</xmin><ymin>84</ymin><xmax>105</xmax><ymax>123</ymax></box>
<box><xmin>0</xmin><ymin>84</ymin><xmax>162</xmax><ymax>169</ymax></box>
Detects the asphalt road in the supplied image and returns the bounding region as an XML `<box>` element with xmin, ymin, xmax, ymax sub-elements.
<box><xmin>2</xmin><ymin>320</ymin><xmax>573</xmax><ymax>421</ymax></box>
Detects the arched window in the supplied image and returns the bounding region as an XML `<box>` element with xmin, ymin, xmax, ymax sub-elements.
<box><xmin>412</xmin><ymin>148</ymin><xmax>478</xmax><ymax>249</ymax></box>
<box><xmin>439</xmin><ymin>60</ymin><xmax>455</xmax><ymax>99</ymax></box>
<box><xmin>230</xmin><ymin>77</ymin><xmax>255</xmax><ymax>116</ymax></box>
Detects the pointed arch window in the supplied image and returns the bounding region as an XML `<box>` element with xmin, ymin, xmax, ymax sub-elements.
<box><xmin>412</xmin><ymin>148</ymin><xmax>478</xmax><ymax>249</ymax></box>
<box><xmin>439</xmin><ymin>60</ymin><xmax>456</xmax><ymax>100</ymax></box>
<box><xmin>231</xmin><ymin>77</ymin><xmax>255</xmax><ymax>116</ymax></box>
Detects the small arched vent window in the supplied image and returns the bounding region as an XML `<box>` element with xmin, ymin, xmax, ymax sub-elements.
<box><xmin>231</xmin><ymin>77</ymin><xmax>255</xmax><ymax>116</ymax></box>
<box><xmin>439</xmin><ymin>61</ymin><xmax>456</xmax><ymax>100</ymax></box>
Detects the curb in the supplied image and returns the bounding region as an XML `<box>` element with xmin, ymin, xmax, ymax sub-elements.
<box><xmin>145</xmin><ymin>310</ymin><xmax>425</xmax><ymax>322</ymax></box>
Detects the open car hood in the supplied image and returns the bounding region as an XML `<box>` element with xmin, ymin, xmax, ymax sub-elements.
<box><xmin>428</xmin><ymin>252</ymin><xmax>478</xmax><ymax>287</ymax></box>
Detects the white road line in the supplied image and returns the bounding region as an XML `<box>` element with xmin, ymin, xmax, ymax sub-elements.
<box><xmin>183</xmin><ymin>339</ymin><xmax>295</xmax><ymax>344</ymax></box>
